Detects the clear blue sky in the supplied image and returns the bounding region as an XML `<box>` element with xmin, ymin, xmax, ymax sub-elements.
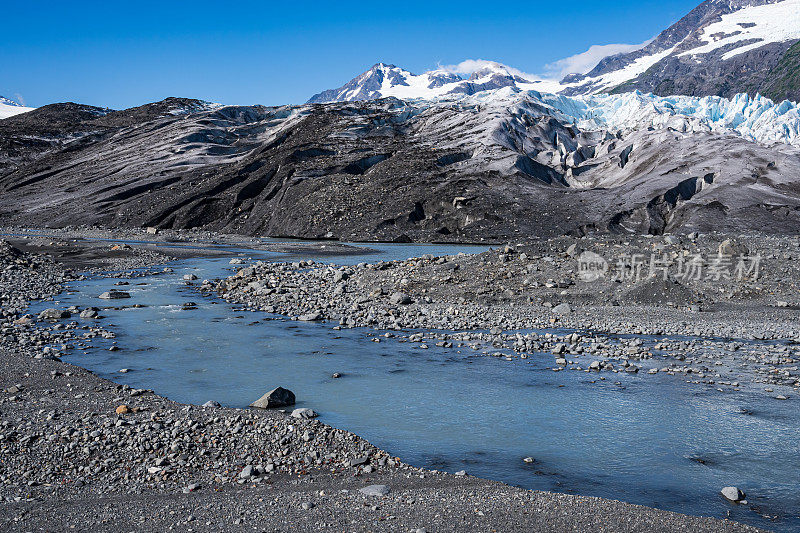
<box><xmin>2</xmin><ymin>1</ymin><xmax>701</xmax><ymax>109</ymax></box>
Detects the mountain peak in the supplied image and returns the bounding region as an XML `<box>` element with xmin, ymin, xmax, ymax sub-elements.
<box><xmin>0</xmin><ymin>96</ymin><xmax>24</xmax><ymax>107</ymax></box>
<box><xmin>308</xmin><ymin>0</ymin><xmax>800</xmax><ymax>104</ymax></box>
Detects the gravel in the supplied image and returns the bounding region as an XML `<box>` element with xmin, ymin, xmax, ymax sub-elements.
<box><xmin>0</xmin><ymin>234</ymin><xmax>765</xmax><ymax>532</ymax></box>
<box><xmin>213</xmin><ymin>232</ymin><xmax>800</xmax><ymax>397</ymax></box>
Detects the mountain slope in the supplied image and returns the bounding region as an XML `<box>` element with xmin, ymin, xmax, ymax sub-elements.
<box><xmin>759</xmin><ymin>40</ymin><xmax>800</xmax><ymax>101</ymax></box>
<box><xmin>0</xmin><ymin>98</ymin><xmax>218</xmax><ymax>176</ymax></box>
<box><xmin>2</xmin><ymin>92</ymin><xmax>800</xmax><ymax>241</ymax></box>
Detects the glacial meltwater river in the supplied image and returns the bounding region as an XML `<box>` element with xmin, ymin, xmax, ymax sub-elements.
<box><xmin>32</xmin><ymin>241</ymin><xmax>800</xmax><ymax>531</ymax></box>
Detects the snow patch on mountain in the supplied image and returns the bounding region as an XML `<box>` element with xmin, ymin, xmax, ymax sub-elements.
<box><xmin>682</xmin><ymin>0</ymin><xmax>800</xmax><ymax>60</ymax></box>
<box><xmin>0</xmin><ymin>96</ymin><xmax>35</xmax><ymax>120</ymax></box>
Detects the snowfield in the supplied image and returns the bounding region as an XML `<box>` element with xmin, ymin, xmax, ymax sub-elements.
<box><xmin>683</xmin><ymin>0</ymin><xmax>800</xmax><ymax>60</ymax></box>
<box><xmin>0</xmin><ymin>96</ymin><xmax>34</xmax><ymax>120</ymax></box>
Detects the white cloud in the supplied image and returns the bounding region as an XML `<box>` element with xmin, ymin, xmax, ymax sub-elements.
<box><xmin>435</xmin><ymin>40</ymin><xmax>653</xmax><ymax>85</ymax></box>
<box><xmin>14</xmin><ymin>93</ymin><xmax>26</xmax><ymax>106</ymax></box>
<box><xmin>542</xmin><ymin>41</ymin><xmax>652</xmax><ymax>80</ymax></box>
<box><xmin>437</xmin><ymin>59</ymin><xmax>541</xmax><ymax>82</ymax></box>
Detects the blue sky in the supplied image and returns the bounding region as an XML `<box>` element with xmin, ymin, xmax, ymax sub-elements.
<box><xmin>2</xmin><ymin>1</ymin><xmax>700</xmax><ymax>109</ymax></box>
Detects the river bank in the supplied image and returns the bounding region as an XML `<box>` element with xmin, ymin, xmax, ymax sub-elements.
<box><xmin>216</xmin><ymin>232</ymin><xmax>800</xmax><ymax>398</ymax></box>
<box><xmin>0</xmin><ymin>230</ymin><xmax>768</xmax><ymax>532</ymax></box>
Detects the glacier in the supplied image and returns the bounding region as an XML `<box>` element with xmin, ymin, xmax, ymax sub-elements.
<box><xmin>413</xmin><ymin>88</ymin><xmax>800</xmax><ymax>148</ymax></box>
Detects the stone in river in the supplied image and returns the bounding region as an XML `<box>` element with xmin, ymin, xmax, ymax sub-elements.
<box><xmin>249</xmin><ymin>387</ymin><xmax>296</xmax><ymax>408</ymax></box>
<box><xmin>721</xmin><ymin>486</ymin><xmax>746</xmax><ymax>502</ymax></box>
<box><xmin>298</xmin><ymin>312</ymin><xmax>323</xmax><ymax>321</ymax></box>
<box><xmin>99</xmin><ymin>290</ymin><xmax>130</xmax><ymax>299</ymax></box>
<box><xmin>38</xmin><ymin>308</ymin><xmax>70</xmax><ymax>320</ymax></box>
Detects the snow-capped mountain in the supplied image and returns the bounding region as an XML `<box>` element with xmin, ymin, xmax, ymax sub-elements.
<box><xmin>0</xmin><ymin>96</ymin><xmax>35</xmax><ymax>119</ymax></box>
<box><xmin>308</xmin><ymin>0</ymin><xmax>800</xmax><ymax>104</ymax></box>
<box><xmin>307</xmin><ymin>62</ymin><xmax>539</xmax><ymax>103</ymax></box>
<box><xmin>563</xmin><ymin>0</ymin><xmax>800</xmax><ymax>100</ymax></box>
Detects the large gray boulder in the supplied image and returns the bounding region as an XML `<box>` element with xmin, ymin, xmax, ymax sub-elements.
<box><xmin>390</xmin><ymin>292</ymin><xmax>412</xmax><ymax>305</ymax></box>
<box><xmin>99</xmin><ymin>290</ymin><xmax>130</xmax><ymax>299</ymax></box>
<box><xmin>717</xmin><ymin>239</ymin><xmax>750</xmax><ymax>257</ymax></box>
<box><xmin>291</xmin><ymin>408</ymin><xmax>318</xmax><ymax>419</ymax></box>
<box><xmin>249</xmin><ymin>387</ymin><xmax>296</xmax><ymax>409</ymax></box>
<box><xmin>39</xmin><ymin>308</ymin><xmax>69</xmax><ymax>320</ymax></box>
<box><xmin>720</xmin><ymin>486</ymin><xmax>746</xmax><ymax>502</ymax></box>
<box><xmin>552</xmin><ymin>303</ymin><xmax>572</xmax><ymax>315</ymax></box>
<box><xmin>359</xmin><ymin>485</ymin><xmax>390</xmax><ymax>497</ymax></box>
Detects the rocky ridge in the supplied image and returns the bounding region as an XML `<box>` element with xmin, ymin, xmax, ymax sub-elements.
<box><xmin>1</xmin><ymin>92</ymin><xmax>800</xmax><ymax>242</ymax></box>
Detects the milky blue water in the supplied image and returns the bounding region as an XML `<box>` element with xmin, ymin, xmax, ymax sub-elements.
<box><xmin>33</xmin><ymin>241</ymin><xmax>800</xmax><ymax>531</ymax></box>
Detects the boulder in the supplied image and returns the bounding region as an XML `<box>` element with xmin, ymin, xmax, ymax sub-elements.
<box><xmin>239</xmin><ymin>465</ymin><xmax>254</xmax><ymax>479</ymax></box>
<box><xmin>291</xmin><ymin>408</ymin><xmax>318</xmax><ymax>419</ymax></box>
<box><xmin>80</xmin><ymin>308</ymin><xmax>99</xmax><ymax>318</ymax></box>
<box><xmin>99</xmin><ymin>290</ymin><xmax>130</xmax><ymax>299</ymax></box>
<box><xmin>717</xmin><ymin>239</ymin><xmax>749</xmax><ymax>257</ymax></box>
<box><xmin>359</xmin><ymin>485</ymin><xmax>390</xmax><ymax>497</ymax></box>
<box><xmin>390</xmin><ymin>292</ymin><xmax>412</xmax><ymax>305</ymax></box>
<box><xmin>39</xmin><ymin>308</ymin><xmax>69</xmax><ymax>320</ymax></box>
<box><xmin>721</xmin><ymin>486</ymin><xmax>746</xmax><ymax>502</ymax></box>
<box><xmin>249</xmin><ymin>387</ymin><xmax>296</xmax><ymax>409</ymax></box>
<box><xmin>552</xmin><ymin>303</ymin><xmax>572</xmax><ymax>315</ymax></box>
